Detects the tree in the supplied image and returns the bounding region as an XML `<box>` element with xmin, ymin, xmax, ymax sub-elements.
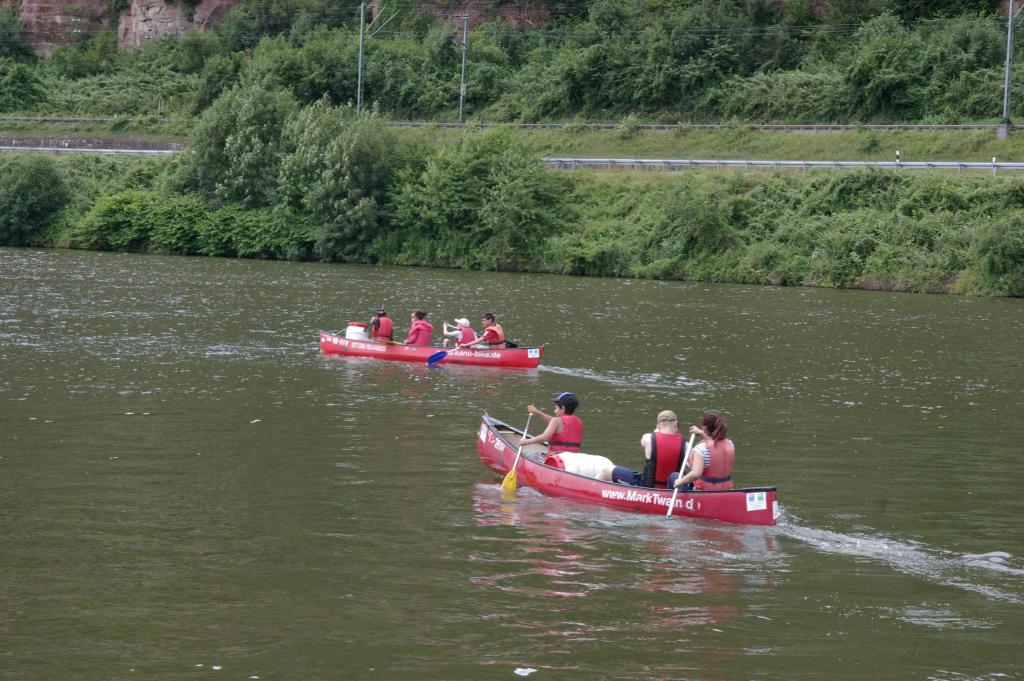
<box><xmin>0</xmin><ymin>7</ymin><xmax>33</xmax><ymax>61</ymax></box>
<box><xmin>278</xmin><ymin>102</ymin><xmax>406</xmax><ymax>261</ymax></box>
<box><xmin>183</xmin><ymin>82</ymin><xmax>298</xmax><ymax>206</ymax></box>
<box><xmin>0</xmin><ymin>155</ymin><xmax>69</xmax><ymax>246</ymax></box>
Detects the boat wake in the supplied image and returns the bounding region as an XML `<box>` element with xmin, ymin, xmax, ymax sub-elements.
<box><xmin>540</xmin><ymin>365</ymin><xmax>727</xmax><ymax>394</ymax></box>
<box><xmin>777</xmin><ymin>515</ymin><xmax>1024</xmax><ymax>604</ymax></box>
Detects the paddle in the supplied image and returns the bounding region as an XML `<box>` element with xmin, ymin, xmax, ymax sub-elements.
<box><xmin>501</xmin><ymin>414</ymin><xmax>533</xmax><ymax>493</ymax></box>
<box><xmin>427</xmin><ymin>348</ymin><xmax>449</xmax><ymax>366</ymax></box>
<box><xmin>666</xmin><ymin>432</ymin><xmax>697</xmax><ymax>518</ymax></box>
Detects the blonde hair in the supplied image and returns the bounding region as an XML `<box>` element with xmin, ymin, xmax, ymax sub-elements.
<box><xmin>657</xmin><ymin>410</ymin><xmax>678</xmax><ymax>424</ymax></box>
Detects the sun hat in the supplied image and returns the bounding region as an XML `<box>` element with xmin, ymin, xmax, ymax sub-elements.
<box><xmin>455</xmin><ymin>317</ymin><xmax>470</xmax><ymax>327</ymax></box>
<box><xmin>657</xmin><ymin>410</ymin><xmax>678</xmax><ymax>423</ymax></box>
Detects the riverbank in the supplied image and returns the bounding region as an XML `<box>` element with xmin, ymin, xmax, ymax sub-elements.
<box><xmin>4</xmin><ymin>144</ymin><xmax>1021</xmax><ymax>298</ymax></box>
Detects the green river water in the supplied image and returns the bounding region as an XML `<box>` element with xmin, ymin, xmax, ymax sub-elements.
<box><xmin>1</xmin><ymin>247</ymin><xmax>1022</xmax><ymax>680</ymax></box>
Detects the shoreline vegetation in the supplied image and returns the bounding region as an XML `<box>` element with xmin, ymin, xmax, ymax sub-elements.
<box><xmin>4</xmin><ymin>122</ymin><xmax>1024</xmax><ymax>297</ymax></box>
<box><xmin>2</xmin><ymin>2</ymin><xmax>1024</xmax><ymax>296</ymax></box>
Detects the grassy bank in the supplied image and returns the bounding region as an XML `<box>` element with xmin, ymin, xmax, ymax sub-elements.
<box><xmin>4</xmin><ymin>134</ymin><xmax>1022</xmax><ymax>298</ymax></box>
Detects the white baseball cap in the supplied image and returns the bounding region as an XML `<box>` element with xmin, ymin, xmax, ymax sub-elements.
<box><xmin>455</xmin><ymin>317</ymin><xmax>470</xmax><ymax>327</ymax></box>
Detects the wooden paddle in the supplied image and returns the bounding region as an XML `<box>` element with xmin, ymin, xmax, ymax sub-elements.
<box><xmin>666</xmin><ymin>432</ymin><xmax>697</xmax><ymax>517</ymax></box>
<box><xmin>501</xmin><ymin>414</ymin><xmax>532</xmax><ymax>493</ymax></box>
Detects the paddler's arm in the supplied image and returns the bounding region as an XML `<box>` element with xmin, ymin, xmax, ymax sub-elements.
<box><xmin>520</xmin><ymin>416</ymin><xmax>561</xmax><ymax>447</ymax></box>
<box><xmin>526</xmin><ymin>404</ymin><xmax>554</xmax><ymax>423</ymax></box>
<box><xmin>673</xmin><ymin>445</ymin><xmax>705</xmax><ymax>488</ymax></box>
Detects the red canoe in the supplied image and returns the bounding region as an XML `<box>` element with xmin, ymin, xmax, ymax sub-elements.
<box><xmin>319</xmin><ymin>331</ymin><xmax>544</xmax><ymax>368</ymax></box>
<box><xmin>477</xmin><ymin>414</ymin><xmax>779</xmax><ymax>525</ymax></box>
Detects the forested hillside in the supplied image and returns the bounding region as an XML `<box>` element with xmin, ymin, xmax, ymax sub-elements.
<box><xmin>0</xmin><ymin>0</ymin><xmax>1017</xmax><ymax>124</ymax></box>
<box><xmin>2</xmin><ymin>0</ymin><xmax>1024</xmax><ymax>297</ymax></box>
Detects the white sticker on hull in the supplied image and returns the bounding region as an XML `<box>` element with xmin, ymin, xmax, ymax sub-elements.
<box><xmin>527</xmin><ymin>348</ymin><xmax>540</xmax><ymax>359</ymax></box>
<box><xmin>746</xmin><ymin>491</ymin><xmax>767</xmax><ymax>511</ymax></box>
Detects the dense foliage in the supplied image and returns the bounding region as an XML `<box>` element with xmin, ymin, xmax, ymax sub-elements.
<box><xmin>0</xmin><ymin>0</ymin><xmax>1018</xmax><ymax>124</ymax></box>
<box><xmin>3</xmin><ymin>1</ymin><xmax>1024</xmax><ymax>298</ymax></box>
<box><xmin>5</xmin><ymin>117</ymin><xmax>1024</xmax><ymax>296</ymax></box>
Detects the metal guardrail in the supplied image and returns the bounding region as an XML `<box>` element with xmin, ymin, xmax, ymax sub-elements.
<box><xmin>0</xmin><ymin>116</ymin><xmax>1001</xmax><ymax>133</ymax></box>
<box><xmin>391</xmin><ymin>121</ymin><xmax>1003</xmax><ymax>132</ymax></box>
<box><xmin>544</xmin><ymin>157</ymin><xmax>1024</xmax><ymax>175</ymax></box>
<box><xmin>0</xmin><ymin>146</ymin><xmax>179</xmax><ymax>156</ymax></box>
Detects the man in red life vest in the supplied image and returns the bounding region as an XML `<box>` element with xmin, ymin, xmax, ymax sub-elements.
<box><xmin>370</xmin><ymin>306</ymin><xmax>393</xmax><ymax>341</ymax></box>
<box><xmin>611</xmin><ymin>410</ymin><xmax>685</xmax><ymax>488</ymax></box>
<box><xmin>460</xmin><ymin>312</ymin><xmax>504</xmax><ymax>348</ymax></box>
<box><xmin>668</xmin><ymin>411</ymin><xmax>736</xmax><ymax>491</ymax></box>
<box><xmin>519</xmin><ymin>391</ymin><xmax>583</xmax><ymax>452</ymax></box>
<box><xmin>404</xmin><ymin>309</ymin><xmax>434</xmax><ymax>346</ymax></box>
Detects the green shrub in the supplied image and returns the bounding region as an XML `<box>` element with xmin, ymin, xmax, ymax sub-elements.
<box><xmin>71</xmin><ymin>190</ymin><xmax>161</xmax><ymax>251</ymax></box>
<box><xmin>972</xmin><ymin>215</ymin><xmax>1024</xmax><ymax>297</ymax></box>
<box><xmin>0</xmin><ymin>155</ymin><xmax>69</xmax><ymax>246</ymax></box>
<box><xmin>0</xmin><ymin>57</ymin><xmax>45</xmax><ymax>111</ymax></box>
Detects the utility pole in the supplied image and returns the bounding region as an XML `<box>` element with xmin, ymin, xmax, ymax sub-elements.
<box><xmin>1001</xmin><ymin>0</ymin><xmax>1018</xmax><ymax>137</ymax></box>
<box><xmin>357</xmin><ymin>1</ymin><xmax>366</xmax><ymax>116</ymax></box>
<box><xmin>458</xmin><ymin>13</ymin><xmax>469</xmax><ymax>124</ymax></box>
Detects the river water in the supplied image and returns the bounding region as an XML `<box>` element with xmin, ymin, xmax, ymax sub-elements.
<box><xmin>2</xmin><ymin>247</ymin><xmax>1022</xmax><ymax>681</ymax></box>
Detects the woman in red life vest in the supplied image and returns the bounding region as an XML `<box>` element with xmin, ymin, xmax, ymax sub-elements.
<box><xmin>460</xmin><ymin>312</ymin><xmax>504</xmax><ymax>348</ymax></box>
<box><xmin>668</xmin><ymin>411</ymin><xmax>735</xmax><ymax>491</ymax></box>
<box><xmin>442</xmin><ymin>317</ymin><xmax>476</xmax><ymax>347</ymax></box>
<box><xmin>611</xmin><ymin>409</ymin><xmax>684</xmax><ymax>488</ymax></box>
<box><xmin>404</xmin><ymin>309</ymin><xmax>434</xmax><ymax>346</ymax></box>
<box><xmin>519</xmin><ymin>391</ymin><xmax>583</xmax><ymax>453</ymax></box>
<box><xmin>370</xmin><ymin>306</ymin><xmax>393</xmax><ymax>341</ymax></box>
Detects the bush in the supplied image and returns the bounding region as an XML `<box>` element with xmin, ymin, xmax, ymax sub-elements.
<box><xmin>972</xmin><ymin>215</ymin><xmax>1024</xmax><ymax>296</ymax></box>
<box><xmin>0</xmin><ymin>7</ymin><xmax>33</xmax><ymax>61</ymax></box>
<box><xmin>278</xmin><ymin>102</ymin><xmax>407</xmax><ymax>261</ymax></box>
<box><xmin>383</xmin><ymin>127</ymin><xmax>567</xmax><ymax>270</ymax></box>
<box><xmin>71</xmin><ymin>190</ymin><xmax>161</xmax><ymax>251</ymax></box>
<box><xmin>183</xmin><ymin>82</ymin><xmax>298</xmax><ymax>206</ymax></box>
<box><xmin>0</xmin><ymin>57</ymin><xmax>45</xmax><ymax>111</ymax></box>
<box><xmin>0</xmin><ymin>155</ymin><xmax>69</xmax><ymax>246</ymax></box>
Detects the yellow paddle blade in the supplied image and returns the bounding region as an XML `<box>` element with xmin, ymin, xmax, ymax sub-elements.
<box><xmin>501</xmin><ymin>468</ymin><xmax>518</xmax><ymax>493</ymax></box>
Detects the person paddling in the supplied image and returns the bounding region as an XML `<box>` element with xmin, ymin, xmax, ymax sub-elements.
<box><xmin>611</xmin><ymin>410</ymin><xmax>685</xmax><ymax>488</ymax></box>
<box><xmin>442</xmin><ymin>317</ymin><xmax>476</xmax><ymax>347</ymax></box>
<box><xmin>460</xmin><ymin>312</ymin><xmax>504</xmax><ymax>349</ymax></box>
<box><xmin>519</xmin><ymin>392</ymin><xmax>583</xmax><ymax>453</ymax></box>
<box><xmin>370</xmin><ymin>306</ymin><xmax>393</xmax><ymax>341</ymax></box>
<box><xmin>668</xmin><ymin>411</ymin><xmax>735</xmax><ymax>491</ymax></box>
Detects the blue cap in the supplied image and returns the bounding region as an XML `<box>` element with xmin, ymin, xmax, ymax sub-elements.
<box><xmin>553</xmin><ymin>391</ymin><xmax>576</xmax><ymax>405</ymax></box>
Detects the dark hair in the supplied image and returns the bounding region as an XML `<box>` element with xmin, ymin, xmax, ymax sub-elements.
<box><xmin>554</xmin><ymin>391</ymin><xmax>579</xmax><ymax>415</ymax></box>
<box><xmin>702</xmin><ymin>411</ymin><xmax>727</xmax><ymax>441</ymax></box>
<box><xmin>413</xmin><ymin>310</ymin><xmax>427</xmax><ymax>320</ymax></box>
<box><xmin>482</xmin><ymin>312</ymin><xmax>496</xmax><ymax>323</ymax></box>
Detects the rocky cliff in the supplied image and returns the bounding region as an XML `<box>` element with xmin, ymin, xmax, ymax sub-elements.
<box><xmin>1</xmin><ymin>0</ymin><xmax>240</xmax><ymax>54</ymax></box>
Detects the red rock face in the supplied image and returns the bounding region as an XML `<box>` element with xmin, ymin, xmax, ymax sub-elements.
<box><xmin>0</xmin><ymin>0</ymin><xmax>241</xmax><ymax>54</ymax></box>
<box><xmin>117</xmin><ymin>0</ymin><xmax>241</xmax><ymax>47</ymax></box>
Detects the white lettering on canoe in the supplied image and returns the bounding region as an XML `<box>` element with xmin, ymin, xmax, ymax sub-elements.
<box><xmin>600</xmin><ymin>488</ymin><xmax>696</xmax><ymax>510</ymax></box>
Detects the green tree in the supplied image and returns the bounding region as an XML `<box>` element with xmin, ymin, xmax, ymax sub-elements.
<box><xmin>0</xmin><ymin>7</ymin><xmax>34</xmax><ymax>61</ymax></box>
<box><xmin>0</xmin><ymin>155</ymin><xmax>69</xmax><ymax>246</ymax></box>
<box><xmin>386</xmin><ymin>127</ymin><xmax>566</xmax><ymax>270</ymax></box>
<box><xmin>0</xmin><ymin>57</ymin><xmax>45</xmax><ymax>111</ymax></box>
<box><xmin>278</xmin><ymin>102</ymin><xmax>407</xmax><ymax>261</ymax></box>
<box><xmin>183</xmin><ymin>82</ymin><xmax>298</xmax><ymax>206</ymax></box>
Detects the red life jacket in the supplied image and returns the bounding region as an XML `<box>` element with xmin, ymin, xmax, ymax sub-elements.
<box><xmin>482</xmin><ymin>323</ymin><xmax>504</xmax><ymax>347</ymax></box>
<box><xmin>549</xmin><ymin>414</ymin><xmax>583</xmax><ymax>453</ymax></box>
<box><xmin>373</xmin><ymin>316</ymin><xmax>393</xmax><ymax>340</ymax></box>
<box><xmin>405</xmin><ymin>319</ymin><xmax>433</xmax><ymax>346</ymax></box>
<box><xmin>646</xmin><ymin>431</ymin><xmax>684</xmax><ymax>489</ymax></box>
<box><xmin>458</xmin><ymin>326</ymin><xmax>476</xmax><ymax>344</ymax></box>
<box><xmin>694</xmin><ymin>439</ymin><xmax>735</xmax><ymax>490</ymax></box>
